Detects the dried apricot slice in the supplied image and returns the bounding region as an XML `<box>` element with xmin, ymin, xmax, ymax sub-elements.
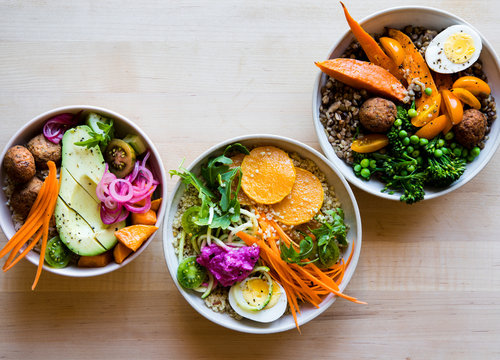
<box><xmin>229</xmin><ymin>154</ymin><xmax>254</xmax><ymax>206</ymax></box>
<box><xmin>271</xmin><ymin>167</ymin><xmax>324</xmax><ymax>226</ymax></box>
<box><xmin>241</xmin><ymin>146</ymin><xmax>296</xmax><ymax>205</ymax></box>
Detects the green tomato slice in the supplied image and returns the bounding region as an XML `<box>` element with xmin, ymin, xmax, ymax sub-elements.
<box><xmin>177</xmin><ymin>256</ymin><xmax>206</xmax><ymax>289</ymax></box>
<box><xmin>181</xmin><ymin>206</ymin><xmax>204</xmax><ymax>237</ymax></box>
<box><xmin>44</xmin><ymin>236</ymin><xmax>71</xmax><ymax>268</ymax></box>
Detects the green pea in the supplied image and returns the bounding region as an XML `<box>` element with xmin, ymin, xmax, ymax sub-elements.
<box><xmin>412</xmin><ymin>150</ymin><xmax>420</xmax><ymax>157</ymax></box>
<box><xmin>400</xmin><ymin>170</ymin><xmax>408</xmax><ymax>176</ymax></box>
<box><xmin>402</xmin><ymin>137</ymin><xmax>411</xmax><ymax>146</ymax></box>
<box><xmin>360</xmin><ymin>158</ymin><xmax>370</xmax><ymax>168</ymax></box>
<box><xmin>453</xmin><ymin>148</ymin><xmax>462</xmax><ymax>157</ymax></box>
<box><xmin>408</xmin><ymin>109</ymin><xmax>418</xmax><ymax>118</ymax></box>
<box><xmin>354</xmin><ymin>164</ymin><xmax>362</xmax><ymax>173</ymax></box>
<box><xmin>360</xmin><ymin>168</ymin><xmax>371</xmax><ymax>178</ymax></box>
<box><xmin>407</xmin><ymin>164</ymin><xmax>416</xmax><ymax>172</ymax></box>
<box><xmin>471</xmin><ymin>147</ymin><xmax>481</xmax><ymax>157</ymax></box>
<box><xmin>467</xmin><ymin>155</ymin><xmax>475</xmax><ymax>163</ymax></box>
<box><xmin>394</xmin><ymin>119</ymin><xmax>403</xmax><ymax>127</ymax></box>
<box><xmin>462</xmin><ymin>148</ymin><xmax>469</xmax><ymax>157</ymax></box>
<box><xmin>434</xmin><ymin>149</ymin><xmax>443</xmax><ymax>158</ymax></box>
<box><xmin>410</xmin><ymin>135</ymin><xmax>419</xmax><ymax>144</ymax></box>
<box><xmin>369</xmin><ymin>160</ymin><xmax>377</xmax><ymax>168</ymax></box>
<box><xmin>419</xmin><ymin>138</ymin><xmax>429</xmax><ymax>146</ymax></box>
<box><xmin>441</xmin><ymin>147</ymin><xmax>449</xmax><ymax>155</ymax></box>
<box><xmin>399</xmin><ymin>130</ymin><xmax>408</xmax><ymax>138</ymax></box>
<box><xmin>424</xmin><ymin>87</ymin><xmax>432</xmax><ymax>96</ymax></box>
<box><xmin>437</xmin><ymin>139</ymin><xmax>445</xmax><ymax>148</ymax></box>
<box><xmin>444</xmin><ymin>131</ymin><xmax>454</xmax><ymax>140</ymax></box>
<box><xmin>416</xmin><ymin>156</ymin><xmax>423</xmax><ymax>164</ymax></box>
<box><xmin>450</xmin><ymin>142</ymin><xmax>457</xmax><ymax>149</ymax></box>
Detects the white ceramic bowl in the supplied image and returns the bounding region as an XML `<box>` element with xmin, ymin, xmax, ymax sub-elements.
<box><xmin>313</xmin><ymin>6</ymin><xmax>500</xmax><ymax>201</ymax></box>
<box><xmin>164</xmin><ymin>134</ymin><xmax>362</xmax><ymax>333</ymax></box>
<box><xmin>0</xmin><ymin>105</ymin><xmax>167</xmax><ymax>277</ymax></box>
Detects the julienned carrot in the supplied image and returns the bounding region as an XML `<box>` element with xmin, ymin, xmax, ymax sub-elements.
<box><xmin>3</xmin><ymin>229</ymin><xmax>42</xmax><ymax>271</ymax></box>
<box><xmin>340</xmin><ymin>2</ymin><xmax>403</xmax><ymax>80</ymax></box>
<box><xmin>32</xmin><ymin>161</ymin><xmax>59</xmax><ymax>290</ymax></box>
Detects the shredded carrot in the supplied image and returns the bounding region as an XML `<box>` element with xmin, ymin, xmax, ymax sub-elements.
<box><xmin>0</xmin><ymin>161</ymin><xmax>59</xmax><ymax>290</ymax></box>
<box><xmin>237</xmin><ymin>217</ymin><xmax>365</xmax><ymax>331</ymax></box>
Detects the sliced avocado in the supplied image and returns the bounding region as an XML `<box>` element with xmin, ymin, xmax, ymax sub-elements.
<box><xmin>55</xmin><ymin>125</ymin><xmax>125</xmax><ymax>256</ymax></box>
<box><xmin>61</xmin><ymin>126</ymin><xmax>106</xmax><ymax>199</ymax></box>
<box><xmin>54</xmin><ymin>199</ymin><xmax>107</xmax><ymax>256</ymax></box>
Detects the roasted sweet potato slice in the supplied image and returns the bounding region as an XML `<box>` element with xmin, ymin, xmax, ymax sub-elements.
<box><xmin>113</xmin><ymin>242</ymin><xmax>133</xmax><ymax>264</ymax></box>
<box><xmin>115</xmin><ymin>225</ymin><xmax>158</xmax><ymax>252</ymax></box>
<box><xmin>271</xmin><ymin>168</ymin><xmax>324</xmax><ymax>226</ymax></box>
<box><xmin>241</xmin><ymin>146</ymin><xmax>296</xmax><ymax>205</ymax></box>
<box><xmin>78</xmin><ymin>251</ymin><xmax>113</xmax><ymax>268</ymax></box>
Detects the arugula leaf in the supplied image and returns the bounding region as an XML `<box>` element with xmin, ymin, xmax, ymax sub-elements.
<box><xmin>74</xmin><ymin>119</ymin><xmax>114</xmax><ymax>149</ymax></box>
<box><xmin>280</xmin><ymin>237</ymin><xmax>317</xmax><ymax>266</ymax></box>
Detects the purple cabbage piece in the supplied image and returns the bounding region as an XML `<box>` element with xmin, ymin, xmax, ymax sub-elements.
<box><xmin>197</xmin><ymin>243</ymin><xmax>260</xmax><ymax>287</ymax></box>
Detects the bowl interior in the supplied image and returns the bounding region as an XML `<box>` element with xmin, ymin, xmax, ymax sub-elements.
<box><xmin>0</xmin><ymin>105</ymin><xmax>167</xmax><ymax>277</ymax></box>
<box><xmin>313</xmin><ymin>6</ymin><xmax>500</xmax><ymax>201</ymax></box>
<box><xmin>164</xmin><ymin>134</ymin><xmax>362</xmax><ymax>333</ymax></box>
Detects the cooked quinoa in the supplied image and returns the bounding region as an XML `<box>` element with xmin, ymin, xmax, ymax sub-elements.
<box><xmin>172</xmin><ymin>149</ymin><xmax>344</xmax><ymax>319</ymax></box>
<box><xmin>319</xmin><ymin>26</ymin><xmax>497</xmax><ymax>162</ymax></box>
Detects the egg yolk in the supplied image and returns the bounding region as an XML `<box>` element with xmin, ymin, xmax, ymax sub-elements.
<box><xmin>241</xmin><ymin>278</ymin><xmax>281</xmax><ymax>309</ymax></box>
<box><xmin>444</xmin><ymin>33</ymin><xmax>475</xmax><ymax>64</ymax></box>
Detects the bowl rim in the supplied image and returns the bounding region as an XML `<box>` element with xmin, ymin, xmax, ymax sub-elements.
<box><xmin>312</xmin><ymin>5</ymin><xmax>500</xmax><ymax>201</ymax></box>
<box><xmin>163</xmin><ymin>133</ymin><xmax>362</xmax><ymax>333</ymax></box>
<box><xmin>0</xmin><ymin>105</ymin><xmax>168</xmax><ymax>277</ymax></box>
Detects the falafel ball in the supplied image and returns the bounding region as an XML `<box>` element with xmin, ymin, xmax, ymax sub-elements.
<box><xmin>3</xmin><ymin>145</ymin><xmax>36</xmax><ymax>183</ymax></box>
<box><xmin>27</xmin><ymin>134</ymin><xmax>62</xmax><ymax>169</ymax></box>
<box><xmin>454</xmin><ymin>109</ymin><xmax>487</xmax><ymax>149</ymax></box>
<box><xmin>10</xmin><ymin>177</ymin><xmax>43</xmax><ymax>218</ymax></box>
<box><xmin>359</xmin><ymin>97</ymin><xmax>397</xmax><ymax>133</ymax></box>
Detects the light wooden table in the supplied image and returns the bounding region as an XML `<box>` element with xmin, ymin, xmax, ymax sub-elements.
<box><xmin>1</xmin><ymin>0</ymin><xmax>499</xmax><ymax>359</ymax></box>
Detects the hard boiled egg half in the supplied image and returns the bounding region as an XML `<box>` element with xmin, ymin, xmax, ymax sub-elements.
<box><xmin>425</xmin><ymin>25</ymin><xmax>482</xmax><ymax>74</ymax></box>
<box><xmin>228</xmin><ymin>269</ymin><xmax>288</xmax><ymax>323</ymax></box>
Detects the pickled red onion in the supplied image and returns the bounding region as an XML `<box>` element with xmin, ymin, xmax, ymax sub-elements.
<box><xmin>42</xmin><ymin>113</ymin><xmax>77</xmax><ymax>144</ymax></box>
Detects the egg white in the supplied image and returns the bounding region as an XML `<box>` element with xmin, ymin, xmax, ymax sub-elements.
<box><xmin>425</xmin><ymin>25</ymin><xmax>482</xmax><ymax>74</ymax></box>
<box><xmin>228</xmin><ymin>280</ymin><xmax>288</xmax><ymax>323</ymax></box>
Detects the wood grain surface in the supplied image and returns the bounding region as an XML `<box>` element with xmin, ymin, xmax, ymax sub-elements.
<box><xmin>1</xmin><ymin>0</ymin><xmax>499</xmax><ymax>359</ymax></box>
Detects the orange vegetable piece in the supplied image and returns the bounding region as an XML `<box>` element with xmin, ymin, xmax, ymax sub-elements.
<box><xmin>415</xmin><ymin>115</ymin><xmax>449</xmax><ymax>139</ymax></box>
<box><xmin>113</xmin><ymin>242</ymin><xmax>133</xmax><ymax>264</ymax></box>
<box><xmin>451</xmin><ymin>88</ymin><xmax>481</xmax><ymax>109</ymax></box>
<box><xmin>78</xmin><ymin>251</ymin><xmax>113</xmax><ymax>268</ymax></box>
<box><xmin>441</xmin><ymin>90</ymin><xmax>464</xmax><ymax>125</ymax></box>
<box><xmin>379</xmin><ymin>37</ymin><xmax>405</xmax><ymax>67</ymax></box>
<box><xmin>351</xmin><ymin>134</ymin><xmax>389</xmax><ymax>153</ymax></box>
<box><xmin>412</xmin><ymin>93</ymin><xmax>441</xmax><ymax>127</ymax></box>
<box><xmin>388</xmin><ymin>29</ymin><xmax>437</xmax><ymax>109</ymax></box>
<box><xmin>150</xmin><ymin>198</ymin><xmax>162</xmax><ymax>212</ymax></box>
<box><xmin>315</xmin><ymin>59</ymin><xmax>407</xmax><ymax>102</ymax></box>
<box><xmin>131</xmin><ymin>209</ymin><xmax>157</xmax><ymax>225</ymax></box>
<box><xmin>271</xmin><ymin>168</ymin><xmax>324</xmax><ymax>226</ymax></box>
<box><xmin>115</xmin><ymin>225</ymin><xmax>158</xmax><ymax>252</ymax></box>
<box><xmin>229</xmin><ymin>153</ymin><xmax>255</xmax><ymax>206</ymax></box>
<box><xmin>434</xmin><ymin>72</ymin><xmax>454</xmax><ymax>92</ymax></box>
<box><xmin>340</xmin><ymin>2</ymin><xmax>403</xmax><ymax>80</ymax></box>
<box><xmin>453</xmin><ymin>76</ymin><xmax>491</xmax><ymax>96</ymax></box>
<box><xmin>241</xmin><ymin>146</ymin><xmax>296</xmax><ymax>205</ymax></box>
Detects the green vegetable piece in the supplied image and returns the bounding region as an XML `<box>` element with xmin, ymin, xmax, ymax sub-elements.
<box><xmin>319</xmin><ymin>240</ymin><xmax>340</xmax><ymax>268</ymax></box>
<box><xmin>75</xmin><ymin>113</ymin><xmax>115</xmax><ymax>150</ymax></box>
<box><xmin>104</xmin><ymin>139</ymin><xmax>136</xmax><ymax>178</ymax></box>
<box><xmin>424</xmin><ymin>87</ymin><xmax>432</xmax><ymax>96</ymax></box>
<box><xmin>437</xmin><ymin>139</ymin><xmax>446</xmax><ymax>148</ymax></box>
<box><xmin>402</xmin><ymin>137</ymin><xmax>411</xmax><ymax>146</ymax></box>
<box><xmin>123</xmin><ymin>134</ymin><xmax>147</xmax><ymax>156</ymax></box>
<box><xmin>399</xmin><ymin>130</ymin><xmax>408</xmax><ymax>138</ymax></box>
<box><xmin>394</xmin><ymin>119</ymin><xmax>403</xmax><ymax>127</ymax></box>
<box><xmin>360</xmin><ymin>168</ymin><xmax>370</xmax><ymax>178</ymax></box>
<box><xmin>410</xmin><ymin>135</ymin><xmax>419</xmax><ymax>144</ymax></box>
<box><xmin>177</xmin><ymin>256</ymin><xmax>206</xmax><ymax>289</ymax></box>
<box><xmin>471</xmin><ymin>147</ymin><xmax>480</xmax><ymax>158</ymax></box>
<box><xmin>444</xmin><ymin>131</ymin><xmax>454</xmax><ymax>141</ymax></box>
<box><xmin>44</xmin><ymin>236</ymin><xmax>71</xmax><ymax>268</ymax></box>
<box><xmin>353</xmin><ymin>164</ymin><xmax>362</xmax><ymax>173</ymax></box>
<box><xmin>419</xmin><ymin>138</ymin><xmax>429</xmax><ymax>146</ymax></box>
<box><xmin>181</xmin><ymin>206</ymin><xmax>205</xmax><ymax>236</ymax></box>
<box><xmin>360</xmin><ymin>159</ymin><xmax>370</xmax><ymax>168</ymax></box>
<box><xmin>408</xmin><ymin>109</ymin><xmax>418</xmax><ymax>118</ymax></box>
<box><xmin>434</xmin><ymin>149</ymin><xmax>443</xmax><ymax>158</ymax></box>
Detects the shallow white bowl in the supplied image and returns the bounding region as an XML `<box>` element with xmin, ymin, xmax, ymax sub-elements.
<box><xmin>313</xmin><ymin>6</ymin><xmax>500</xmax><ymax>201</ymax></box>
<box><xmin>164</xmin><ymin>134</ymin><xmax>362</xmax><ymax>333</ymax></box>
<box><xmin>0</xmin><ymin>105</ymin><xmax>167</xmax><ymax>277</ymax></box>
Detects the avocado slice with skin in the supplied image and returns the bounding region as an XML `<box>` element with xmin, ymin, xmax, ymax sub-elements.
<box><xmin>55</xmin><ymin>125</ymin><xmax>125</xmax><ymax>256</ymax></box>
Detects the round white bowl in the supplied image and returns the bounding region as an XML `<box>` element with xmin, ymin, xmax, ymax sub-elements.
<box><xmin>164</xmin><ymin>134</ymin><xmax>362</xmax><ymax>333</ymax></box>
<box><xmin>0</xmin><ymin>105</ymin><xmax>167</xmax><ymax>277</ymax></box>
<box><xmin>313</xmin><ymin>6</ymin><xmax>500</xmax><ymax>201</ymax></box>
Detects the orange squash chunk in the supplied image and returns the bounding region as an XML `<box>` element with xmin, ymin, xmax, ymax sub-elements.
<box><xmin>229</xmin><ymin>154</ymin><xmax>255</xmax><ymax>206</ymax></box>
<box><xmin>113</xmin><ymin>242</ymin><xmax>133</xmax><ymax>264</ymax></box>
<box><xmin>115</xmin><ymin>225</ymin><xmax>158</xmax><ymax>252</ymax></box>
<box><xmin>150</xmin><ymin>198</ymin><xmax>162</xmax><ymax>212</ymax></box>
<box><xmin>241</xmin><ymin>146</ymin><xmax>296</xmax><ymax>205</ymax></box>
<box><xmin>78</xmin><ymin>251</ymin><xmax>113</xmax><ymax>268</ymax></box>
<box><xmin>271</xmin><ymin>168</ymin><xmax>324</xmax><ymax>226</ymax></box>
